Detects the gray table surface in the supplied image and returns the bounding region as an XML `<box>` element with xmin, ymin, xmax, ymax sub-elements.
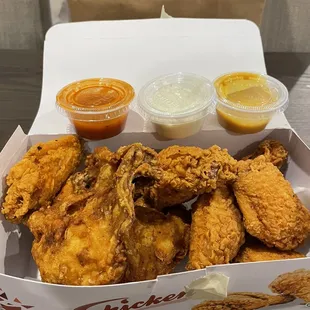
<box><xmin>0</xmin><ymin>50</ymin><xmax>309</xmax><ymax>150</ymax></box>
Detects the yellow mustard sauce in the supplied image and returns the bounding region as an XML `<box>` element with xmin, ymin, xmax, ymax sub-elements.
<box><xmin>215</xmin><ymin>72</ymin><xmax>278</xmax><ymax>134</ymax></box>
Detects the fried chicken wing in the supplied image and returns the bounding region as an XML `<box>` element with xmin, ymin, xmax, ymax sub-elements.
<box><xmin>187</xmin><ymin>186</ymin><xmax>245</xmax><ymax>270</ymax></box>
<box><xmin>233</xmin><ymin>157</ymin><xmax>310</xmax><ymax>250</ymax></box>
<box><xmin>234</xmin><ymin>241</ymin><xmax>305</xmax><ymax>263</ymax></box>
<box><xmin>2</xmin><ymin>135</ymin><xmax>82</xmax><ymax>223</ymax></box>
<box><xmin>269</xmin><ymin>269</ymin><xmax>310</xmax><ymax>303</ymax></box>
<box><xmin>192</xmin><ymin>292</ymin><xmax>294</xmax><ymax>310</ymax></box>
<box><xmin>146</xmin><ymin>145</ymin><xmax>237</xmax><ymax>209</ymax></box>
<box><xmin>29</xmin><ymin>144</ymin><xmax>158</xmax><ymax>285</ymax></box>
<box><xmin>27</xmin><ymin>146</ymin><xmax>117</xmax><ymax>235</ymax></box>
<box><xmin>123</xmin><ymin>205</ymin><xmax>190</xmax><ymax>282</ymax></box>
<box><xmin>242</xmin><ymin>140</ymin><xmax>288</xmax><ymax>168</ymax></box>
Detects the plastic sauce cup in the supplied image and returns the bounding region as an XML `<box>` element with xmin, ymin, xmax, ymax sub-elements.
<box><xmin>214</xmin><ymin>72</ymin><xmax>289</xmax><ymax>134</ymax></box>
<box><xmin>56</xmin><ymin>78</ymin><xmax>135</xmax><ymax>140</ymax></box>
<box><xmin>138</xmin><ymin>73</ymin><xmax>215</xmax><ymax>139</ymax></box>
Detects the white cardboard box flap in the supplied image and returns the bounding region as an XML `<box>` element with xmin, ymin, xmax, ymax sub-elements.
<box><xmin>29</xmin><ymin>19</ymin><xmax>291</xmax><ymax>135</ymax></box>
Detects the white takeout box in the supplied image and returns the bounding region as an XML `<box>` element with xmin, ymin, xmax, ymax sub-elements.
<box><xmin>0</xmin><ymin>126</ymin><xmax>309</xmax><ymax>310</ymax></box>
<box><xmin>1</xmin><ymin>18</ymin><xmax>308</xmax><ymax>310</ymax></box>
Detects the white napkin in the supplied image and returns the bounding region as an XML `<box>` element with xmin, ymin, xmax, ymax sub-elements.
<box><xmin>185</xmin><ymin>273</ymin><xmax>229</xmax><ymax>301</ymax></box>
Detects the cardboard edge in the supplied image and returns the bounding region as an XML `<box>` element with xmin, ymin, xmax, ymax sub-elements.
<box><xmin>240</xmin><ymin>19</ymin><xmax>261</xmax><ymax>36</ymax></box>
<box><xmin>0</xmin><ymin>126</ymin><xmax>27</xmax><ymax>174</ymax></box>
<box><xmin>291</xmin><ymin>128</ymin><xmax>310</xmax><ymax>151</ymax></box>
<box><xmin>45</xmin><ymin>18</ymin><xmax>262</xmax><ymax>42</ymax></box>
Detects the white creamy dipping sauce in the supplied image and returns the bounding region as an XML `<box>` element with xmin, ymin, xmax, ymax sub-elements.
<box><xmin>137</xmin><ymin>72</ymin><xmax>215</xmax><ymax>139</ymax></box>
<box><xmin>153</xmin><ymin>117</ymin><xmax>205</xmax><ymax>139</ymax></box>
<box><xmin>151</xmin><ymin>83</ymin><xmax>204</xmax><ymax>113</ymax></box>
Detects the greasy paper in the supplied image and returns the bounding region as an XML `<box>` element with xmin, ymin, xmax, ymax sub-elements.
<box><xmin>68</xmin><ymin>0</ymin><xmax>266</xmax><ymax>26</ymax></box>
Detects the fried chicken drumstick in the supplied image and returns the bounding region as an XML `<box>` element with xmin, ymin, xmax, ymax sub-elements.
<box><xmin>1</xmin><ymin>135</ymin><xmax>82</xmax><ymax>223</ymax></box>
<box><xmin>28</xmin><ymin>144</ymin><xmax>158</xmax><ymax>285</ymax></box>
<box><xmin>187</xmin><ymin>186</ymin><xmax>245</xmax><ymax>270</ymax></box>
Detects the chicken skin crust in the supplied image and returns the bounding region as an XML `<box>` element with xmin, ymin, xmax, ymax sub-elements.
<box><xmin>269</xmin><ymin>269</ymin><xmax>310</xmax><ymax>303</ymax></box>
<box><xmin>234</xmin><ymin>241</ymin><xmax>305</xmax><ymax>263</ymax></box>
<box><xmin>1</xmin><ymin>135</ymin><xmax>82</xmax><ymax>223</ymax></box>
<box><xmin>233</xmin><ymin>157</ymin><xmax>310</xmax><ymax>250</ymax></box>
<box><xmin>26</xmin><ymin>146</ymin><xmax>117</xmax><ymax>237</ymax></box>
<box><xmin>242</xmin><ymin>139</ymin><xmax>288</xmax><ymax>169</ymax></box>
<box><xmin>29</xmin><ymin>144</ymin><xmax>158</xmax><ymax>285</ymax></box>
<box><xmin>123</xmin><ymin>205</ymin><xmax>190</xmax><ymax>282</ymax></box>
<box><xmin>149</xmin><ymin>145</ymin><xmax>237</xmax><ymax>209</ymax></box>
<box><xmin>187</xmin><ymin>186</ymin><xmax>245</xmax><ymax>270</ymax></box>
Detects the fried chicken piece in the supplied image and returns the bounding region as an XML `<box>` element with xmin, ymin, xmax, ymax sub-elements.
<box><xmin>1</xmin><ymin>135</ymin><xmax>82</xmax><ymax>223</ymax></box>
<box><xmin>29</xmin><ymin>144</ymin><xmax>158</xmax><ymax>285</ymax></box>
<box><xmin>242</xmin><ymin>139</ymin><xmax>288</xmax><ymax>169</ymax></box>
<box><xmin>147</xmin><ymin>145</ymin><xmax>237</xmax><ymax>209</ymax></box>
<box><xmin>192</xmin><ymin>292</ymin><xmax>294</xmax><ymax>310</ymax></box>
<box><xmin>233</xmin><ymin>156</ymin><xmax>310</xmax><ymax>250</ymax></box>
<box><xmin>163</xmin><ymin>205</ymin><xmax>192</xmax><ymax>224</ymax></box>
<box><xmin>269</xmin><ymin>269</ymin><xmax>310</xmax><ymax>302</ymax></box>
<box><xmin>234</xmin><ymin>240</ymin><xmax>306</xmax><ymax>263</ymax></box>
<box><xmin>27</xmin><ymin>146</ymin><xmax>117</xmax><ymax>235</ymax></box>
<box><xmin>187</xmin><ymin>186</ymin><xmax>245</xmax><ymax>270</ymax></box>
<box><xmin>123</xmin><ymin>205</ymin><xmax>190</xmax><ymax>282</ymax></box>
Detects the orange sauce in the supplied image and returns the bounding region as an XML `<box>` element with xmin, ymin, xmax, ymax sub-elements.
<box><xmin>56</xmin><ymin>78</ymin><xmax>134</xmax><ymax>140</ymax></box>
<box><xmin>72</xmin><ymin>113</ymin><xmax>128</xmax><ymax>140</ymax></box>
<box><xmin>69</xmin><ymin>84</ymin><xmax>125</xmax><ymax>108</ymax></box>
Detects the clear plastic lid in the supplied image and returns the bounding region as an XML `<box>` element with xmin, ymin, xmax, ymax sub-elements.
<box><xmin>56</xmin><ymin>78</ymin><xmax>135</xmax><ymax>120</ymax></box>
<box><xmin>214</xmin><ymin>72</ymin><xmax>289</xmax><ymax>113</ymax></box>
<box><xmin>138</xmin><ymin>72</ymin><xmax>216</xmax><ymax>124</ymax></box>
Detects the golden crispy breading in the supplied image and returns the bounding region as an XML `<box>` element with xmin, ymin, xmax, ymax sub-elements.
<box><xmin>149</xmin><ymin>145</ymin><xmax>237</xmax><ymax>208</ymax></box>
<box><xmin>234</xmin><ymin>157</ymin><xmax>310</xmax><ymax>250</ymax></box>
<box><xmin>242</xmin><ymin>140</ymin><xmax>288</xmax><ymax>168</ymax></box>
<box><xmin>29</xmin><ymin>144</ymin><xmax>158</xmax><ymax>285</ymax></box>
<box><xmin>47</xmin><ymin>146</ymin><xmax>117</xmax><ymax>207</ymax></box>
<box><xmin>192</xmin><ymin>292</ymin><xmax>294</xmax><ymax>310</ymax></box>
<box><xmin>27</xmin><ymin>144</ymin><xmax>121</xmax><ymax>239</ymax></box>
<box><xmin>123</xmin><ymin>205</ymin><xmax>190</xmax><ymax>282</ymax></box>
<box><xmin>234</xmin><ymin>241</ymin><xmax>306</xmax><ymax>263</ymax></box>
<box><xmin>2</xmin><ymin>135</ymin><xmax>82</xmax><ymax>223</ymax></box>
<box><xmin>187</xmin><ymin>186</ymin><xmax>245</xmax><ymax>270</ymax></box>
<box><xmin>269</xmin><ymin>269</ymin><xmax>310</xmax><ymax>302</ymax></box>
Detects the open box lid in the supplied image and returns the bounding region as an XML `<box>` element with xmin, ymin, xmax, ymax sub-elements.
<box><xmin>29</xmin><ymin>18</ymin><xmax>292</xmax><ymax>135</ymax></box>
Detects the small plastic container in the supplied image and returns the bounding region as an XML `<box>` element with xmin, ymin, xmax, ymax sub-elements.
<box><xmin>138</xmin><ymin>72</ymin><xmax>216</xmax><ymax>139</ymax></box>
<box><xmin>56</xmin><ymin>78</ymin><xmax>134</xmax><ymax>140</ymax></box>
<box><xmin>214</xmin><ymin>72</ymin><xmax>289</xmax><ymax>134</ymax></box>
